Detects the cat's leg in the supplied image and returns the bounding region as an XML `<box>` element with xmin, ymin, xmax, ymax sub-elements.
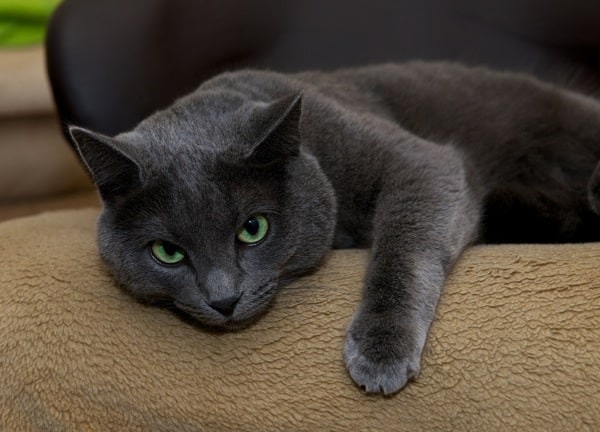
<box><xmin>343</xmin><ymin>143</ymin><xmax>481</xmax><ymax>394</ymax></box>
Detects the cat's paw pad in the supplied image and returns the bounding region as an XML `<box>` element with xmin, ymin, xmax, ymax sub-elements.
<box><xmin>343</xmin><ymin>325</ymin><xmax>421</xmax><ymax>395</ymax></box>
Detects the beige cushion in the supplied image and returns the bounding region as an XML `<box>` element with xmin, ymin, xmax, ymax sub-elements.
<box><xmin>1</xmin><ymin>209</ymin><xmax>599</xmax><ymax>430</ymax></box>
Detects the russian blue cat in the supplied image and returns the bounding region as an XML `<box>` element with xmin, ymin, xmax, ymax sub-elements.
<box><xmin>70</xmin><ymin>62</ymin><xmax>600</xmax><ymax>394</ymax></box>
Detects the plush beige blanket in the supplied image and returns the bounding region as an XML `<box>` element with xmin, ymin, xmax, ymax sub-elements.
<box><xmin>1</xmin><ymin>209</ymin><xmax>599</xmax><ymax>431</ymax></box>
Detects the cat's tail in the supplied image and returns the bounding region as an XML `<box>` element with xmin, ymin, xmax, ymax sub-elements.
<box><xmin>588</xmin><ymin>161</ymin><xmax>600</xmax><ymax>214</ymax></box>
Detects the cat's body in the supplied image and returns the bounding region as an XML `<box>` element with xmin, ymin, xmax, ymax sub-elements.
<box><xmin>71</xmin><ymin>62</ymin><xmax>600</xmax><ymax>395</ymax></box>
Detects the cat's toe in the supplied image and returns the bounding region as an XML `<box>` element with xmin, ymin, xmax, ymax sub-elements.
<box><xmin>343</xmin><ymin>325</ymin><xmax>421</xmax><ymax>395</ymax></box>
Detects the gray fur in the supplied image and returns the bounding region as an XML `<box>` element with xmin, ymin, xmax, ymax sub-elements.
<box><xmin>70</xmin><ymin>62</ymin><xmax>600</xmax><ymax>395</ymax></box>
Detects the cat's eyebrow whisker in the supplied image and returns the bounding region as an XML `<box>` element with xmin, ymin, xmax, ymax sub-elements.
<box><xmin>240</xmin><ymin>208</ymin><xmax>281</xmax><ymax>217</ymax></box>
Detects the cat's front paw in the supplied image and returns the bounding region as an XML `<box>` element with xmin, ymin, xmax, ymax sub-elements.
<box><xmin>343</xmin><ymin>316</ymin><xmax>423</xmax><ymax>395</ymax></box>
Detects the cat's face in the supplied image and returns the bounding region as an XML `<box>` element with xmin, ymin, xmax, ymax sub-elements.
<box><xmin>71</xmin><ymin>91</ymin><xmax>336</xmax><ymax>329</ymax></box>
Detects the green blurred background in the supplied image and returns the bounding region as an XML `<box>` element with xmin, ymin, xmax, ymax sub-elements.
<box><xmin>0</xmin><ymin>0</ymin><xmax>62</xmax><ymax>46</ymax></box>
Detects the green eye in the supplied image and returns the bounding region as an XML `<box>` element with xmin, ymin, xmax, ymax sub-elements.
<box><xmin>236</xmin><ymin>214</ymin><xmax>269</xmax><ymax>245</ymax></box>
<box><xmin>151</xmin><ymin>240</ymin><xmax>185</xmax><ymax>265</ymax></box>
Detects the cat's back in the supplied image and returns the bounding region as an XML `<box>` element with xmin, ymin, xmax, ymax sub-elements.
<box><xmin>201</xmin><ymin>61</ymin><xmax>554</xmax><ymax>128</ymax></box>
<box><xmin>296</xmin><ymin>62</ymin><xmax>555</xmax><ymax>121</ymax></box>
<box><xmin>191</xmin><ymin>62</ymin><xmax>465</xmax><ymax>113</ymax></box>
<box><xmin>295</xmin><ymin>62</ymin><xmax>595</xmax><ymax>153</ymax></box>
<box><xmin>128</xmin><ymin>61</ymin><xmax>583</xmax><ymax>163</ymax></box>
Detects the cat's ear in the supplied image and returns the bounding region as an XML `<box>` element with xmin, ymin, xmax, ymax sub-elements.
<box><xmin>244</xmin><ymin>93</ymin><xmax>302</xmax><ymax>167</ymax></box>
<box><xmin>69</xmin><ymin>126</ymin><xmax>144</xmax><ymax>201</ymax></box>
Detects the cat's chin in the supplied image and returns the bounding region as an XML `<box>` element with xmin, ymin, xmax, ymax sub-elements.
<box><xmin>172</xmin><ymin>300</ymin><xmax>271</xmax><ymax>332</ymax></box>
<box><xmin>183</xmin><ymin>312</ymin><xmax>266</xmax><ymax>333</ymax></box>
<box><xmin>214</xmin><ymin>315</ymin><xmax>264</xmax><ymax>332</ymax></box>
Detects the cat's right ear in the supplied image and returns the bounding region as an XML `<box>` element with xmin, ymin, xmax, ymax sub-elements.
<box><xmin>69</xmin><ymin>126</ymin><xmax>144</xmax><ymax>202</ymax></box>
<box><xmin>240</xmin><ymin>93</ymin><xmax>303</xmax><ymax>168</ymax></box>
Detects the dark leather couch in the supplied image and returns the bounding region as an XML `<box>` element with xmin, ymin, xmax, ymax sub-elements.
<box><xmin>47</xmin><ymin>0</ymin><xmax>600</xmax><ymax>136</ymax></box>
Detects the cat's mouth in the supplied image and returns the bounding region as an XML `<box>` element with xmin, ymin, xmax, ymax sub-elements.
<box><xmin>173</xmin><ymin>301</ymin><xmax>270</xmax><ymax>331</ymax></box>
<box><xmin>173</xmin><ymin>280</ymin><xmax>278</xmax><ymax>330</ymax></box>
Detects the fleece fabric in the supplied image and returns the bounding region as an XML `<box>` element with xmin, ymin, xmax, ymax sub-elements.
<box><xmin>1</xmin><ymin>209</ymin><xmax>599</xmax><ymax>431</ymax></box>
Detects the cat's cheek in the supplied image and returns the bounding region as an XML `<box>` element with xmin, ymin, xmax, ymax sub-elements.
<box><xmin>126</xmin><ymin>261</ymin><xmax>197</xmax><ymax>303</ymax></box>
<box><xmin>235</xmin><ymin>276</ymin><xmax>279</xmax><ymax>316</ymax></box>
<box><xmin>136</xmin><ymin>278</ymin><xmax>179</xmax><ymax>302</ymax></box>
<box><xmin>95</xmin><ymin>249</ymin><xmax>161</xmax><ymax>300</ymax></box>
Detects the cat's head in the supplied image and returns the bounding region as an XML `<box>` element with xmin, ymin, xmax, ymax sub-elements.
<box><xmin>70</xmin><ymin>89</ymin><xmax>336</xmax><ymax>329</ymax></box>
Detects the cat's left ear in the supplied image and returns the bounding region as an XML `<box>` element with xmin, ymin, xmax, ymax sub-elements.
<box><xmin>243</xmin><ymin>93</ymin><xmax>302</xmax><ymax>167</ymax></box>
<box><xmin>69</xmin><ymin>126</ymin><xmax>144</xmax><ymax>202</ymax></box>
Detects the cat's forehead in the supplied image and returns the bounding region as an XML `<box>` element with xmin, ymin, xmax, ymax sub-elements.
<box><xmin>112</xmin><ymin>79</ymin><xmax>289</xmax><ymax>224</ymax></box>
<box><xmin>130</xmin><ymin>89</ymin><xmax>270</xmax><ymax>153</ymax></box>
<box><xmin>128</xmin><ymin>161</ymin><xmax>243</xmax><ymax>241</ymax></box>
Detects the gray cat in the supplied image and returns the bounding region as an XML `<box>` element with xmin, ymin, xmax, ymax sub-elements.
<box><xmin>70</xmin><ymin>62</ymin><xmax>600</xmax><ymax>395</ymax></box>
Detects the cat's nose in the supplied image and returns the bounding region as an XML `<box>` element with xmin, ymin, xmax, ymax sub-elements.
<box><xmin>208</xmin><ymin>294</ymin><xmax>241</xmax><ymax>317</ymax></box>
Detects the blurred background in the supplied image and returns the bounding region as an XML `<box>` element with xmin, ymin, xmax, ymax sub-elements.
<box><xmin>1</xmin><ymin>0</ymin><xmax>600</xmax><ymax>217</ymax></box>
<box><xmin>47</xmin><ymin>0</ymin><xmax>600</xmax><ymax>135</ymax></box>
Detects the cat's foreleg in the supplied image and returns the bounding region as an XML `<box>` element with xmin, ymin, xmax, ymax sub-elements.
<box><xmin>343</xmin><ymin>144</ymin><xmax>480</xmax><ymax>394</ymax></box>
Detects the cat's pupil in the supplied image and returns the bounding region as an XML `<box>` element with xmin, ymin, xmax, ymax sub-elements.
<box><xmin>162</xmin><ymin>241</ymin><xmax>178</xmax><ymax>256</ymax></box>
<box><xmin>244</xmin><ymin>218</ymin><xmax>259</xmax><ymax>235</ymax></box>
